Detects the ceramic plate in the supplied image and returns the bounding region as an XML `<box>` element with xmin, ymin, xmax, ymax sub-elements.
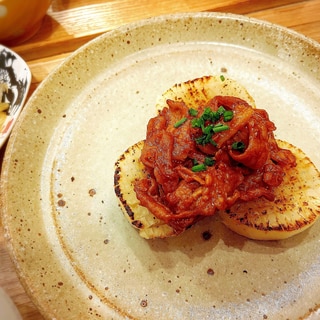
<box><xmin>0</xmin><ymin>45</ymin><xmax>31</xmax><ymax>149</ymax></box>
<box><xmin>1</xmin><ymin>12</ymin><xmax>320</xmax><ymax>320</ymax></box>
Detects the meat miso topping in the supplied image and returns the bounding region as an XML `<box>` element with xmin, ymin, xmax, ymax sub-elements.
<box><xmin>134</xmin><ymin>96</ymin><xmax>296</xmax><ymax>234</ymax></box>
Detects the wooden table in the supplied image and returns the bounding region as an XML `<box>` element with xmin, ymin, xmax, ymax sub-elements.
<box><xmin>0</xmin><ymin>0</ymin><xmax>320</xmax><ymax>319</ymax></box>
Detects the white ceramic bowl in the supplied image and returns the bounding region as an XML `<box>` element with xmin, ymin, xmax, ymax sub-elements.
<box><xmin>0</xmin><ymin>287</ymin><xmax>22</xmax><ymax>320</ymax></box>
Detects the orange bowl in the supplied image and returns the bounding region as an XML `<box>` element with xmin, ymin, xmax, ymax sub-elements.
<box><xmin>0</xmin><ymin>0</ymin><xmax>51</xmax><ymax>45</ymax></box>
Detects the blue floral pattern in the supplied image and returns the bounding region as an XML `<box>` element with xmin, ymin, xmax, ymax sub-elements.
<box><xmin>0</xmin><ymin>45</ymin><xmax>31</xmax><ymax>147</ymax></box>
<box><xmin>0</xmin><ymin>46</ymin><xmax>30</xmax><ymax>115</ymax></box>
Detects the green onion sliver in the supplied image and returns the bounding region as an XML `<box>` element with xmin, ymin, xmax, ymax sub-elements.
<box><xmin>232</xmin><ymin>141</ymin><xmax>246</xmax><ymax>151</ymax></box>
<box><xmin>212</xmin><ymin>124</ymin><xmax>229</xmax><ymax>133</ymax></box>
<box><xmin>191</xmin><ymin>117</ymin><xmax>203</xmax><ymax>128</ymax></box>
<box><xmin>189</xmin><ymin>108</ymin><xmax>198</xmax><ymax>117</ymax></box>
<box><xmin>174</xmin><ymin>117</ymin><xmax>187</xmax><ymax>128</ymax></box>
<box><xmin>223</xmin><ymin>110</ymin><xmax>234</xmax><ymax>122</ymax></box>
<box><xmin>217</xmin><ymin>106</ymin><xmax>226</xmax><ymax>116</ymax></box>
<box><xmin>204</xmin><ymin>157</ymin><xmax>215</xmax><ymax>166</ymax></box>
<box><xmin>191</xmin><ymin>163</ymin><xmax>207</xmax><ymax>172</ymax></box>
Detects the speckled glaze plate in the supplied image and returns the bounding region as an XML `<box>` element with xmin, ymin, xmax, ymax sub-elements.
<box><xmin>1</xmin><ymin>12</ymin><xmax>320</xmax><ymax>320</ymax></box>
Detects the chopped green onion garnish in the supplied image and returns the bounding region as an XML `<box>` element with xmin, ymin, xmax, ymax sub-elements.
<box><xmin>204</xmin><ymin>157</ymin><xmax>215</xmax><ymax>166</ymax></box>
<box><xmin>195</xmin><ymin>134</ymin><xmax>211</xmax><ymax>145</ymax></box>
<box><xmin>220</xmin><ymin>75</ymin><xmax>225</xmax><ymax>81</ymax></box>
<box><xmin>211</xmin><ymin>111</ymin><xmax>220</xmax><ymax>121</ymax></box>
<box><xmin>190</xmin><ymin>103</ymin><xmax>234</xmax><ymax>145</ymax></box>
<box><xmin>191</xmin><ymin>117</ymin><xmax>204</xmax><ymax>128</ymax></box>
<box><xmin>203</xmin><ymin>124</ymin><xmax>214</xmax><ymax>134</ymax></box>
<box><xmin>189</xmin><ymin>108</ymin><xmax>198</xmax><ymax>117</ymax></box>
<box><xmin>217</xmin><ymin>106</ymin><xmax>226</xmax><ymax>116</ymax></box>
<box><xmin>232</xmin><ymin>141</ymin><xmax>246</xmax><ymax>151</ymax></box>
<box><xmin>174</xmin><ymin>117</ymin><xmax>187</xmax><ymax>128</ymax></box>
<box><xmin>202</xmin><ymin>107</ymin><xmax>213</xmax><ymax>121</ymax></box>
<box><xmin>210</xmin><ymin>139</ymin><xmax>218</xmax><ymax>146</ymax></box>
<box><xmin>223</xmin><ymin>110</ymin><xmax>234</xmax><ymax>121</ymax></box>
<box><xmin>191</xmin><ymin>163</ymin><xmax>207</xmax><ymax>172</ymax></box>
<box><xmin>212</xmin><ymin>124</ymin><xmax>229</xmax><ymax>133</ymax></box>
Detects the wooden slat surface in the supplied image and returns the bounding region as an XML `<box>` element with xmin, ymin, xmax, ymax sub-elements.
<box><xmin>1</xmin><ymin>1</ymin><xmax>320</xmax><ymax>319</ymax></box>
<box><xmin>14</xmin><ymin>0</ymin><xmax>320</xmax><ymax>92</ymax></box>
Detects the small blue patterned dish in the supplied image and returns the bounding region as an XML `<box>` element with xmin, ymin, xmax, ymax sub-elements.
<box><xmin>0</xmin><ymin>44</ymin><xmax>31</xmax><ymax>149</ymax></box>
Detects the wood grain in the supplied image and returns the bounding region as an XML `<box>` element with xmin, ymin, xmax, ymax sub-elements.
<box><xmin>1</xmin><ymin>0</ymin><xmax>319</xmax><ymax>319</ymax></box>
